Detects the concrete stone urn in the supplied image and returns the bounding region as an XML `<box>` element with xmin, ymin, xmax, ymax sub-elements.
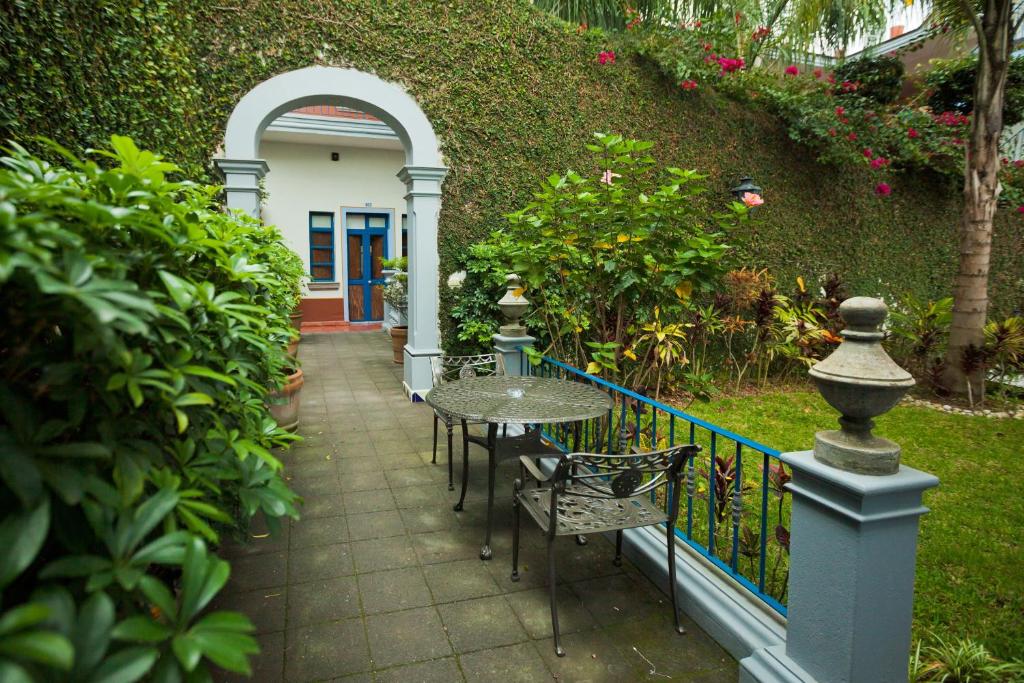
<box><xmin>390</xmin><ymin>325</ymin><xmax>408</xmax><ymax>364</ymax></box>
<box><xmin>268</xmin><ymin>367</ymin><xmax>304</xmax><ymax>432</ymax></box>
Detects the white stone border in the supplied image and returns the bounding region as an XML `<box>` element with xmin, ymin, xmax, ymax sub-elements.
<box><xmin>215</xmin><ymin>66</ymin><xmax>447</xmax><ymax>397</ymax></box>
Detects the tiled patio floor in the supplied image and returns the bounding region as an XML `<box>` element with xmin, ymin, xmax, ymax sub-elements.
<box><xmin>219</xmin><ymin>330</ymin><xmax>737</xmax><ymax>682</ymax></box>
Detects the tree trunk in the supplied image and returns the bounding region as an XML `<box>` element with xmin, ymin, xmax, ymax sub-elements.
<box><xmin>940</xmin><ymin>0</ymin><xmax>1013</xmax><ymax>397</ymax></box>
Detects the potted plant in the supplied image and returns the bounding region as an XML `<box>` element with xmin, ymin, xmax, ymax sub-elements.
<box><xmin>268</xmin><ymin>365</ymin><xmax>304</xmax><ymax>432</ymax></box>
<box><xmin>382</xmin><ymin>257</ymin><xmax>408</xmax><ymax>364</ymax></box>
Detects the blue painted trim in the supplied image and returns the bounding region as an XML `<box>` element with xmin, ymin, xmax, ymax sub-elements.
<box><xmin>308</xmin><ymin>211</ymin><xmax>335</xmax><ymax>282</ymax></box>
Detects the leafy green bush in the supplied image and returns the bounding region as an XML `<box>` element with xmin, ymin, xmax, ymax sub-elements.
<box><xmin>0</xmin><ymin>137</ymin><xmax>302</xmax><ymax>681</ymax></box>
<box><xmin>834</xmin><ymin>54</ymin><xmax>905</xmax><ymax>105</ymax></box>
<box><xmin>925</xmin><ymin>56</ymin><xmax>1024</xmax><ymax>128</ymax></box>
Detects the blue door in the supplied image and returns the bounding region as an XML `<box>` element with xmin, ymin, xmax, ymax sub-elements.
<box><xmin>346</xmin><ymin>213</ymin><xmax>389</xmax><ymax>322</ymax></box>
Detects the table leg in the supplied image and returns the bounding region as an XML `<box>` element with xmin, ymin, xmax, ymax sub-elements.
<box><xmin>480</xmin><ymin>422</ymin><xmax>498</xmax><ymax>561</ymax></box>
<box><xmin>453</xmin><ymin>418</ymin><xmax>471</xmax><ymax>512</ymax></box>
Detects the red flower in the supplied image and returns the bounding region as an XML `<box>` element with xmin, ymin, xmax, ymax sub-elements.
<box><xmin>785</xmin><ymin>65</ymin><xmax>799</xmax><ymax>76</ymax></box>
<box><xmin>875</xmin><ymin>182</ymin><xmax>892</xmax><ymax>196</ymax></box>
<box><xmin>735</xmin><ymin>11</ymin><xmax>742</xmax><ymax>24</ymax></box>
<box><xmin>828</xmin><ymin>128</ymin><xmax>837</xmax><ymax>136</ymax></box>
<box><xmin>717</xmin><ymin>56</ymin><xmax>745</xmax><ymax>74</ymax></box>
<box><xmin>827</xmin><ymin>74</ymin><xmax>836</xmax><ymax>84</ymax></box>
<box><xmin>703</xmin><ymin>42</ymin><xmax>713</xmax><ymax>51</ymax></box>
<box><xmin>863</xmin><ymin>148</ymin><xmax>873</xmax><ymax>158</ymax></box>
<box><xmin>1017</xmin><ymin>205</ymin><xmax>1024</xmax><ymax>213</ymax></box>
<box><xmin>908</xmin><ymin>128</ymin><xmax>919</xmax><ymax>139</ymax></box>
<box><xmin>813</xmin><ymin>67</ymin><xmax>823</xmax><ymax>78</ymax></box>
<box><xmin>870</xmin><ymin>157</ymin><xmax>888</xmax><ymax>169</ymax></box>
<box><xmin>847</xmin><ymin>132</ymin><xmax>857</xmax><ymax>141</ymax></box>
<box><xmin>1015</xmin><ymin>160</ymin><xmax>1024</xmax><ymax>168</ymax></box>
<box><xmin>597</xmin><ymin>50</ymin><xmax>616</xmax><ymax>65</ymax></box>
<box><xmin>834</xmin><ymin>106</ymin><xmax>845</xmax><ymax>116</ymax></box>
<box><xmin>680</xmin><ymin>79</ymin><xmax>698</xmax><ymax>91</ymax></box>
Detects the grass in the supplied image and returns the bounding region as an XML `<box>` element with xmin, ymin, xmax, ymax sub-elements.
<box><xmin>682</xmin><ymin>388</ymin><xmax>1024</xmax><ymax>660</ymax></box>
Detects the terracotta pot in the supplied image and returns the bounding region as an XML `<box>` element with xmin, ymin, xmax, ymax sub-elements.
<box><xmin>286</xmin><ymin>334</ymin><xmax>300</xmax><ymax>359</ymax></box>
<box><xmin>289</xmin><ymin>310</ymin><xmax>303</xmax><ymax>331</ymax></box>
<box><xmin>268</xmin><ymin>368</ymin><xmax>304</xmax><ymax>432</ymax></box>
<box><xmin>390</xmin><ymin>326</ymin><xmax>408</xmax><ymax>364</ymax></box>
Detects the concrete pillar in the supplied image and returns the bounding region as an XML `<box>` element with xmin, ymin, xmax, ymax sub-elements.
<box><xmin>739</xmin><ymin>298</ymin><xmax>939</xmax><ymax>683</ymax></box>
<box><xmin>214</xmin><ymin>159</ymin><xmax>268</xmax><ymax>218</ymax></box>
<box><xmin>397</xmin><ymin>165</ymin><xmax>447</xmax><ymax>398</ymax></box>
<box><xmin>493</xmin><ymin>333</ymin><xmax>536</xmax><ymax>377</ymax></box>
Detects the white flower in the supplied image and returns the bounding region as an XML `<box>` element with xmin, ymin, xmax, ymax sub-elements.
<box><xmin>447</xmin><ymin>270</ymin><xmax>467</xmax><ymax>290</ymax></box>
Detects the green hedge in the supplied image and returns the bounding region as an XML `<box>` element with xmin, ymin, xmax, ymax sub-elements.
<box><xmin>2</xmin><ymin>0</ymin><xmax>1021</xmax><ymax>348</ymax></box>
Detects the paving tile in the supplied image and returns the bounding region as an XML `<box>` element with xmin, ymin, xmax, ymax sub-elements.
<box><xmin>344</xmin><ymin>488</ymin><xmax>397</xmax><ymax>513</ymax></box>
<box><xmin>457</xmin><ymin>641</ymin><xmax>552</xmax><ymax>682</ymax></box>
<box><xmin>392</xmin><ymin>484</ymin><xmax>448</xmax><ymax>509</ymax></box>
<box><xmin>373</xmin><ymin>657</ymin><xmax>463</xmax><ymax>682</ymax></box>
<box><xmin>340</xmin><ymin>471</ymin><xmax>389</xmax><ymax>493</ymax></box>
<box><xmin>220</xmin><ymin>630</ymin><xmax>285</xmax><ymax>682</ymax></box>
<box><xmin>536</xmin><ymin>628</ymin><xmax>642</xmax><ymax>680</ymax></box>
<box><xmin>338</xmin><ymin>457</ymin><xmax>386</xmax><ymax>474</ymax></box>
<box><xmin>385</xmin><ymin>466</ymin><xmax>443</xmax><ymax>488</ymax></box>
<box><xmin>287</xmin><ymin>575</ymin><xmax>361</xmax><ymax>627</ymax></box>
<box><xmin>422</xmin><ymin>559</ymin><xmax>502</xmax><ymax>603</ymax></box>
<box><xmin>350</xmin><ymin>536</ymin><xmax>419</xmax><ymax>574</ymax></box>
<box><xmin>572</xmin><ymin>573</ymin><xmax>663</xmax><ymax>626</ymax></box>
<box><xmin>505</xmin><ymin>584</ymin><xmax>596</xmax><ymax>639</ymax></box>
<box><xmin>399</xmin><ymin>506</ymin><xmax>461</xmax><ymax>533</ymax></box>
<box><xmin>284</xmin><ymin>618</ymin><xmax>370</xmax><ymax>681</ymax></box>
<box><xmin>290</xmin><ymin>514</ymin><xmax>349</xmax><ymax>549</ymax></box>
<box><xmin>602</xmin><ymin>611</ymin><xmax>734</xmax><ymax>677</ymax></box>
<box><xmin>225</xmin><ymin>552</ymin><xmax>287</xmax><ymax>593</ymax></box>
<box><xmin>411</xmin><ymin>529</ymin><xmax>482</xmax><ymax>565</ymax></box>
<box><xmin>438</xmin><ymin>595</ymin><xmax>528</xmax><ymax>654</ymax></box>
<box><xmin>365</xmin><ymin>607</ymin><xmax>452</xmax><ymax>669</ymax></box>
<box><xmin>345</xmin><ymin>510</ymin><xmax>406</xmax><ymax>541</ymax></box>
<box><xmin>211</xmin><ymin>586</ymin><xmax>287</xmax><ymax>634</ymax></box>
<box><xmin>287</xmin><ymin>542</ymin><xmax>355</xmax><ymax>583</ymax></box>
<box><xmin>357</xmin><ymin>567</ymin><xmax>433</xmax><ymax>614</ymax></box>
<box><xmin>296</xmin><ymin>493</ymin><xmax>346</xmax><ymax>519</ymax></box>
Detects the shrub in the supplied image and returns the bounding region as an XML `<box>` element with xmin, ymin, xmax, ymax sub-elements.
<box><xmin>0</xmin><ymin>137</ymin><xmax>302</xmax><ymax>681</ymax></box>
<box><xmin>925</xmin><ymin>56</ymin><xmax>1024</xmax><ymax>128</ymax></box>
<box><xmin>834</xmin><ymin>54</ymin><xmax>905</xmax><ymax>105</ymax></box>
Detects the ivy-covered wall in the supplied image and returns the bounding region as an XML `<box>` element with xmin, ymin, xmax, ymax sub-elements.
<box><xmin>3</xmin><ymin>0</ymin><xmax>1021</xmax><ymax>345</ymax></box>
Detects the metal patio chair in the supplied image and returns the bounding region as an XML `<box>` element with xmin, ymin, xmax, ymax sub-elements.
<box><xmin>430</xmin><ymin>353</ymin><xmax>504</xmax><ymax>490</ymax></box>
<box><xmin>511</xmin><ymin>443</ymin><xmax>701</xmax><ymax>656</ymax></box>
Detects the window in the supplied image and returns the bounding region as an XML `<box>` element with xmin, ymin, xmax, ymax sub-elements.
<box><xmin>309</xmin><ymin>212</ymin><xmax>335</xmax><ymax>281</ymax></box>
<box><xmin>401</xmin><ymin>213</ymin><xmax>408</xmax><ymax>258</ymax></box>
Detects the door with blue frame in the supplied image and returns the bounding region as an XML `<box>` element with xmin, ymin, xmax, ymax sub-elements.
<box><xmin>345</xmin><ymin>212</ymin><xmax>389</xmax><ymax>322</ymax></box>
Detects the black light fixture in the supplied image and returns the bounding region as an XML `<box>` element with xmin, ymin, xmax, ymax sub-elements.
<box><xmin>730</xmin><ymin>175</ymin><xmax>762</xmax><ymax>202</ymax></box>
<box><xmin>331</xmin><ymin>152</ymin><xmax>340</xmax><ymax>161</ymax></box>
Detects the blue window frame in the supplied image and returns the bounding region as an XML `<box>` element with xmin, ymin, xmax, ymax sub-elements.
<box><xmin>309</xmin><ymin>212</ymin><xmax>335</xmax><ymax>281</ymax></box>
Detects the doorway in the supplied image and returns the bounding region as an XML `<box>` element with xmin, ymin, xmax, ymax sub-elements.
<box><xmin>345</xmin><ymin>211</ymin><xmax>389</xmax><ymax>322</ymax></box>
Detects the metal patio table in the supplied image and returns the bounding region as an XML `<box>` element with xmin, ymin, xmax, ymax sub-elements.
<box><xmin>424</xmin><ymin>375</ymin><xmax>613</xmax><ymax>560</ymax></box>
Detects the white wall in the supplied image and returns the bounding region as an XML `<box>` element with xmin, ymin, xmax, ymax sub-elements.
<box><xmin>259</xmin><ymin>139</ymin><xmax>406</xmax><ymax>302</ymax></box>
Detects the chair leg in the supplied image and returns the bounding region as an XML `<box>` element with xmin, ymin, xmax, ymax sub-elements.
<box><xmin>454</xmin><ymin>423</ymin><xmax>470</xmax><ymax>512</ymax></box>
<box><xmin>667</xmin><ymin>524</ymin><xmax>685</xmax><ymax>635</ymax></box>
<box><xmin>446</xmin><ymin>421</ymin><xmax>455</xmax><ymax>491</ymax></box>
<box><xmin>511</xmin><ymin>491</ymin><xmax>521</xmax><ymax>582</ymax></box>
<box><xmin>614</xmin><ymin>529</ymin><xmax>623</xmax><ymax>567</ymax></box>
<box><xmin>548</xmin><ymin>537</ymin><xmax>565</xmax><ymax>657</ymax></box>
<box><xmin>432</xmin><ymin>414</ymin><xmax>439</xmax><ymax>464</ymax></box>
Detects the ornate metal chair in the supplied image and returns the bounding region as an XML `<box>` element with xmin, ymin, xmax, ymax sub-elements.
<box><xmin>511</xmin><ymin>443</ymin><xmax>701</xmax><ymax>656</ymax></box>
<box><xmin>430</xmin><ymin>353</ymin><xmax>504</xmax><ymax>490</ymax></box>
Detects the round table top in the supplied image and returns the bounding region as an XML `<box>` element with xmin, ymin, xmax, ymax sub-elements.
<box><xmin>424</xmin><ymin>375</ymin><xmax>613</xmax><ymax>425</ymax></box>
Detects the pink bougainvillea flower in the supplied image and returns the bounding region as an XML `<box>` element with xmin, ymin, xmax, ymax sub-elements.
<box><xmin>1015</xmin><ymin>160</ymin><xmax>1024</xmax><ymax>168</ymax></box>
<box><xmin>600</xmin><ymin>169</ymin><xmax>622</xmax><ymax>185</ymax></box>
<box><xmin>834</xmin><ymin>106</ymin><xmax>845</xmax><ymax>116</ymax></box>
<box><xmin>813</xmin><ymin>67</ymin><xmax>823</xmax><ymax>78</ymax></box>
<box><xmin>870</xmin><ymin>157</ymin><xmax>888</xmax><ymax>169</ymax></box>
<box><xmin>679</xmin><ymin>79</ymin><xmax>699</xmax><ymax>91</ymax></box>
<box><xmin>827</xmin><ymin>74</ymin><xmax>836</xmax><ymax>84</ymax></box>
<box><xmin>908</xmin><ymin>128</ymin><xmax>919</xmax><ymax>139</ymax></box>
<box><xmin>742</xmin><ymin>192</ymin><xmax>764</xmax><ymax>207</ymax></box>
<box><xmin>1017</xmin><ymin>205</ymin><xmax>1024</xmax><ymax>213</ymax></box>
<box><xmin>875</xmin><ymin>182</ymin><xmax>892</xmax><ymax>197</ymax></box>
<box><xmin>785</xmin><ymin>65</ymin><xmax>799</xmax><ymax>76</ymax></box>
<box><xmin>863</xmin><ymin>148</ymin><xmax>873</xmax><ymax>158</ymax></box>
<box><xmin>717</xmin><ymin>56</ymin><xmax>746</xmax><ymax>74</ymax></box>
<box><xmin>828</xmin><ymin>127</ymin><xmax>837</xmax><ymax>136</ymax></box>
<box><xmin>847</xmin><ymin>132</ymin><xmax>858</xmax><ymax>141</ymax></box>
<box><xmin>597</xmin><ymin>50</ymin><xmax>616</xmax><ymax>65</ymax></box>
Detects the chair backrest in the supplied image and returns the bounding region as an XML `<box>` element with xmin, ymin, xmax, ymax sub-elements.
<box><xmin>552</xmin><ymin>444</ymin><xmax>701</xmax><ymax>513</ymax></box>
<box><xmin>430</xmin><ymin>353</ymin><xmax>504</xmax><ymax>387</ymax></box>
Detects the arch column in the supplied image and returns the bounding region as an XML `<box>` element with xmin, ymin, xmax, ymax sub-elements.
<box><xmin>214</xmin><ymin>158</ymin><xmax>268</xmax><ymax>218</ymax></box>
<box><xmin>398</xmin><ymin>165</ymin><xmax>447</xmax><ymax>397</ymax></box>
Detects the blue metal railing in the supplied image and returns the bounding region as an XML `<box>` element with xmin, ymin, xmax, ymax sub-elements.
<box><xmin>525</xmin><ymin>353</ymin><xmax>791</xmax><ymax>616</ymax></box>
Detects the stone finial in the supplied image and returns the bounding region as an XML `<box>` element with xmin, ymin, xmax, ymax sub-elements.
<box><xmin>809</xmin><ymin>297</ymin><xmax>915</xmax><ymax>475</ymax></box>
<box><xmin>497</xmin><ymin>274</ymin><xmax>529</xmax><ymax>337</ymax></box>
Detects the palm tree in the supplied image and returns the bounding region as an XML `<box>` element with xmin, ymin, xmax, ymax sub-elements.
<box><xmin>936</xmin><ymin>0</ymin><xmax>1022</xmax><ymax>397</ymax></box>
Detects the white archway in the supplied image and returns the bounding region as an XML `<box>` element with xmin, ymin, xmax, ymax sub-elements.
<box><xmin>215</xmin><ymin>66</ymin><xmax>447</xmax><ymax>397</ymax></box>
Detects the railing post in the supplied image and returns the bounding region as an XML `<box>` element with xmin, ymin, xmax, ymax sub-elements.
<box><xmin>740</xmin><ymin>298</ymin><xmax>939</xmax><ymax>683</ymax></box>
<box><xmin>492</xmin><ymin>273</ymin><xmax>534</xmax><ymax>376</ymax></box>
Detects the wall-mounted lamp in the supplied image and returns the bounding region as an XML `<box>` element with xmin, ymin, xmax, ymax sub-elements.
<box><xmin>331</xmin><ymin>152</ymin><xmax>340</xmax><ymax>161</ymax></box>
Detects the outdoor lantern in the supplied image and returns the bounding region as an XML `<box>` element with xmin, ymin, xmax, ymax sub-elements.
<box><xmin>497</xmin><ymin>273</ymin><xmax>529</xmax><ymax>337</ymax></box>
<box><xmin>730</xmin><ymin>175</ymin><xmax>762</xmax><ymax>204</ymax></box>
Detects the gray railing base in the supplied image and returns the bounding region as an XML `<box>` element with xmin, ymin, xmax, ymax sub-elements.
<box><xmin>739</xmin><ymin>645</ymin><xmax>816</xmax><ymax>683</ymax></box>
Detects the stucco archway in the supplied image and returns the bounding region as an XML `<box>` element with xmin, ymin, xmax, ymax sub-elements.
<box><xmin>215</xmin><ymin>66</ymin><xmax>447</xmax><ymax>398</ymax></box>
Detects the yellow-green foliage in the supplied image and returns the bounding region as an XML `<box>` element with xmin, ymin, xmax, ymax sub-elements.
<box><xmin>2</xmin><ymin>0</ymin><xmax>1021</xmax><ymax>347</ymax></box>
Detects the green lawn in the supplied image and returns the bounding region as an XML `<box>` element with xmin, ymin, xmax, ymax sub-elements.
<box><xmin>682</xmin><ymin>389</ymin><xmax>1024</xmax><ymax>659</ymax></box>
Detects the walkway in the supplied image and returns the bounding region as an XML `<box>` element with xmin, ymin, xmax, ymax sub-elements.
<box><xmin>218</xmin><ymin>330</ymin><xmax>737</xmax><ymax>682</ymax></box>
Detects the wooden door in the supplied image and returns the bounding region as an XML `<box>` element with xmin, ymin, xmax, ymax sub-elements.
<box><xmin>345</xmin><ymin>212</ymin><xmax>389</xmax><ymax>322</ymax></box>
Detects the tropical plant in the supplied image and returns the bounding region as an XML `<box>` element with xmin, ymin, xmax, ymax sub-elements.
<box><xmin>834</xmin><ymin>54</ymin><xmax>905</xmax><ymax>105</ymax></box>
<box><xmin>910</xmin><ymin>634</ymin><xmax>1024</xmax><ymax>682</ymax></box>
<box><xmin>0</xmin><ymin>137</ymin><xmax>303</xmax><ymax>681</ymax></box>
<box><xmin>925</xmin><ymin>55</ymin><xmax>1024</xmax><ymax>128</ymax></box>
